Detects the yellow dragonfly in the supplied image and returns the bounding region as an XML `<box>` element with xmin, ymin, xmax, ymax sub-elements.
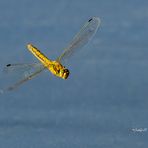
<box><xmin>2</xmin><ymin>17</ymin><xmax>100</xmax><ymax>92</ymax></box>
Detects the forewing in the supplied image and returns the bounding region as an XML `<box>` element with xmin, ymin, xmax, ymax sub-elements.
<box><xmin>3</xmin><ymin>63</ymin><xmax>42</xmax><ymax>74</ymax></box>
<box><xmin>57</xmin><ymin>17</ymin><xmax>101</xmax><ymax>62</ymax></box>
<box><xmin>0</xmin><ymin>63</ymin><xmax>46</xmax><ymax>93</ymax></box>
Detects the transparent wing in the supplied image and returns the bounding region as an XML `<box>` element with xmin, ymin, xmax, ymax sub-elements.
<box><xmin>3</xmin><ymin>63</ymin><xmax>43</xmax><ymax>74</ymax></box>
<box><xmin>57</xmin><ymin>17</ymin><xmax>101</xmax><ymax>62</ymax></box>
<box><xmin>0</xmin><ymin>63</ymin><xmax>46</xmax><ymax>93</ymax></box>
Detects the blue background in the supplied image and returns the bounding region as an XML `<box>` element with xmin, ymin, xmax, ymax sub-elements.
<box><xmin>0</xmin><ymin>0</ymin><xmax>148</xmax><ymax>147</ymax></box>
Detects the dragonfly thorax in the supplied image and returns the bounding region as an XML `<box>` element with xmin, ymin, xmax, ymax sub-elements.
<box><xmin>48</xmin><ymin>61</ymin><xmax>69</xmax><ymax>79</ymax></box>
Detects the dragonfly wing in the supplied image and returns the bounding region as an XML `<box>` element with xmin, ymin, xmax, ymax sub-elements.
<box><xmin>57</xmin><ymin>17</ymin><xmax>101</xmax><ymax>62</ymax></box>
<box><xmin>3</xmin><ymin>63</ymin><xmax>43</xmax><ymax>74</ymax></box>
<box><xmin>4</xmin><ymin>65</ymin><xmax>46</xmax><ymax>91</ymax></box>
<box><xmin>1</xmin><ymin>63</ymin><xmax>46</xmax><ymax>92</ymax></box>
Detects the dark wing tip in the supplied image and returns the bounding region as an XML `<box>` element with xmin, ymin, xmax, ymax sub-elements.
<box><xmin>88</xmin><ymin>18</ymin><xmax>93</xmax><ymax>22</ymax></box>
<box><xmin>6</xmin><ymin>64</ymin><xmax>11</xmax><ymax>67</ymax></box>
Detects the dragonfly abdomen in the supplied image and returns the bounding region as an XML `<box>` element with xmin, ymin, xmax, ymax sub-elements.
<box><xmin>27</xmin><ymin>44</ymin><xmax>52</xmax><ymax>67</ymax></box>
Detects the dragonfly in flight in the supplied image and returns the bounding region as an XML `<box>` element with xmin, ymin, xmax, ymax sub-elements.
<box><xmin>2</xmin><ymin>17</ymin><xmax>100</xmax><ymax>92</ymax></box>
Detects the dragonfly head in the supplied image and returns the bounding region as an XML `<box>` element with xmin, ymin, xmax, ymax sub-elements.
<box><xmin>60</xmin><ymin>68</ymin><xmax>70</xmax><ymax>79</ymax></box>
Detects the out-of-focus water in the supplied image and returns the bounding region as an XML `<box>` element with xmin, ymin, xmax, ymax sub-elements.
<box><xmin>0</xmin><ymin>0</ymin><xmax>148</xmax><ymax>147</ymax></box>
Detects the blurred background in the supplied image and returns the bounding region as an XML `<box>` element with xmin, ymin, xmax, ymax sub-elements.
<box><xmin>0</xmin><ymin>0</ymin><xmax>148</xmax><ymax>147</ymax></box>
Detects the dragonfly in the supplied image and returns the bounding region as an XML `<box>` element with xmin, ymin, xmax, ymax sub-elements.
<box><xmin>1</xmin><ymin>17</ymin><xmax>101</xmax><ymax>92</ymax></box>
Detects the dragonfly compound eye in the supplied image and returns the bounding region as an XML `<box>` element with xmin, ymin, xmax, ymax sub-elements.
<box><xmin>63</xmin><ymin>69</ymin><xmax>70</xmax><ymax>79</ymax></box>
